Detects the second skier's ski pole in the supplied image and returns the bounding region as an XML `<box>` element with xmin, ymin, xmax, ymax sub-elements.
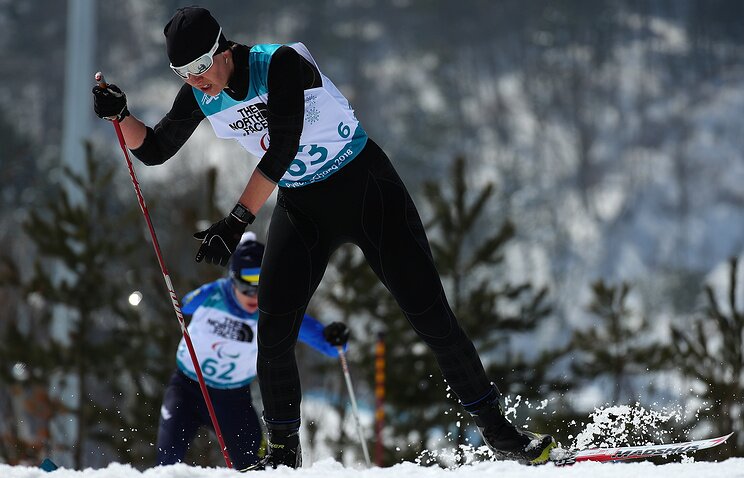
<box><xmin>337</xmin><ymin>346</ymin><xmax>371</xmax><ymax>467</ymax></box>
<box><xmin>95</xmin><ymin>72</ymin><xmax>233</xmax><ymax>469</ymax></box>
<box><xmin>324</xmin><ymin>322</ymin><xmax>371</xmax><ymax>466</ymax></box>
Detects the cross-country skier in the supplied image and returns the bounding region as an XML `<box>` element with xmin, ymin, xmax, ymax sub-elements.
<box><xmin>92</xmin><ymin>5</ymin><xmax>555</xmax><ymax>469</ymax></box>
<box><xmin>156</xmin><ymin>233</ymin><xmax>349</xmax><ymax>469</ymax></box>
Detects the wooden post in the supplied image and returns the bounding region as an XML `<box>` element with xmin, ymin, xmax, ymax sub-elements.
<box><xmin>374</xmin><ymin>332</ymin><xmax>386</xmax><ymax>466</ymax></box>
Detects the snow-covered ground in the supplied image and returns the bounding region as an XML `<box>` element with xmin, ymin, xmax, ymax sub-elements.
<box><xmin>3</xmin><ymin>458</ymin><xmax>744</xmax><ymax>478</ymax></box>
<box><xmin>6</xmin><ymin>402</ymin><xmax>739</xmax><ymax>478</ymax></box>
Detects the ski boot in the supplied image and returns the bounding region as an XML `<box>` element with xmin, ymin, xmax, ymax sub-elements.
<box><xmin>241</xmin><ymin>423</ymin><xmax>302</xmax><ymax>471</ymax></box>
<box><xmin>468</xmin><ymin>389</ymin><xmax>555</xmax><ymax>465</ymax></box>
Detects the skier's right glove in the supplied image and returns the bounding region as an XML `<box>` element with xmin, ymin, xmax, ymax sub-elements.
<box><xmin>194</xmin><ymin>215</ymin><xmax>248</xmax><ymax>267</ymax></box>
<box><xmin>323</xmin><ymin>322</ymin><xmax>350</xmax><ymax>347</ymax></box>
<box><xmin>92</xmin><ymin>83</ymin><xmax>130</xmax><ymax>122</ymax></box>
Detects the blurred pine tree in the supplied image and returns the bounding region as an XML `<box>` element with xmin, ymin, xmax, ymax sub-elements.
<box><xmin>421</xmin><ymin>156</ymin><xmax>557</xmax><ymax>464</ymax></box>
<box><xmin>570</xmin><ymin>280</ymin><xmax>655</xmax><ymax>404</ymax></box>
<box><xmin>0</xmin><ymin>144</ymin><xmax>176</xmax><ymax>469</ymax></box>
<box><xmin>668</xmin><ymin>257</ymin><xmax>744</xmax><ymax>459</ymax></box>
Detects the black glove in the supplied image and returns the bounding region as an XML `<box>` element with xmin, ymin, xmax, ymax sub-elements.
<box><xmin>92</xmin><ymin>83</ymin><xmax>130</xmax><ymax>122</ymax></box>
<box><xmin>194</xmin><ymin>214</ymin><xmax>247</xmax><ymax>266</ymax></box>
<box><xmin>323</xmin><ymin>322</ymin><xmax>350</xmax><ymax>347</ymax></box>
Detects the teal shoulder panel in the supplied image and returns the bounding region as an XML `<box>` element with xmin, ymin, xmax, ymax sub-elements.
<box><xmin>192</xmin><ymin>86</ymin><xmax>241</xmax><ymax>117</ymax></box>
<box><xmin>192</xmin><ymin>43</ymin><xmax>296</xmax><ymax>114</ymax></box>
<box><xmin>249</xmin><ymin>44</ymin><xmax>284</xmax><ymax>98</ymax></box>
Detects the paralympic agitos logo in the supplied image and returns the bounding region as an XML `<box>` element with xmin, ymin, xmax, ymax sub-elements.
<box><xmin>229</xmin><ymin>104</ymin><xmax>268</xmax><ymax>134</ymax></box>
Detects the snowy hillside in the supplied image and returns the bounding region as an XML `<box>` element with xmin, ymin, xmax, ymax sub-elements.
<box><xmin>3</xmin><ymin>458</ymin><xmax>744</xmax><ymax>478</ymax></box>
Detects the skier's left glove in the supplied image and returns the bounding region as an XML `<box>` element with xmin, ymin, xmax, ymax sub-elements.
<box><xmin>194</xmin><ymin>204</ymin><xmax>254</xmax><ymax>266</ymax></box>
<box><xmin>323</xmin><ymin>322</ymin><xmax>350</xmax><ymax>347</ymax></box>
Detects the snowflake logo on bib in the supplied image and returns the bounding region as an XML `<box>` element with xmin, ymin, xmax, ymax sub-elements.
<box><xmin>305</xmin><ymin>94</ymin><xmax>320</xmax><ymax>124</ymax></box>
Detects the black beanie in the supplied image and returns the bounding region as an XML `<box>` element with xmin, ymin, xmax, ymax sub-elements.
<box><xmin>164</xmin><ymin>6</ymin><xmax>228</xmax><ymax>67</ymax></box>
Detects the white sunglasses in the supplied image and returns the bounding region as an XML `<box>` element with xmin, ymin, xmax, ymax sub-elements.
<box><xmin>170</xmin><ymin>28</ymin><xmax>222</xmax><ymax>79</ymax></box>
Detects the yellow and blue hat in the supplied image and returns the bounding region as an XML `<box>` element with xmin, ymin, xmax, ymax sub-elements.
<box><xmin>229</xmin><ymin>237</ymin><xmax>264</xmax><ymax>296</ymax></box>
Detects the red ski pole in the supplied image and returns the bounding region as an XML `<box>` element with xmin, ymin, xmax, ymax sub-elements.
<box><xmin>95</xmin><ymin>72</ymin><xmax>233</xmax><ymax>469</ymax></box>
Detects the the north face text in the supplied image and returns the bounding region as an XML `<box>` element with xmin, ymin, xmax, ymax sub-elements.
<box><xmin>229</xmin><ymin>104</ymin><xmax>268</xmax><ymax>134</ymax></box>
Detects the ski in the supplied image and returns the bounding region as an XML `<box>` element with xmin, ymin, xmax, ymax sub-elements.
<box><xmin>550</xmin><ymin>432</ymin><xmax>733</xmax><ymax>465</ymax></box>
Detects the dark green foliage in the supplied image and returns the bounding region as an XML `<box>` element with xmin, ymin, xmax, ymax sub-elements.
<box><xmin>558</xmin><ymin>280</ymin><xmax>687</xmax><ymax>454</ymax></box>
<box><xmin>569</xmin><ymin>280</ymin><xmax>656</xmax><ymax>403</ymax></box>
<box><xmin>667</xmin><ymin>257</ymin><xmax>744</xmax><ymax>458</ymax></box>
<box><xmin>422</xmin><ymin>156</ymin><xmax>556</xmax><ymax>462</ymax></box>
<box><xmin>0</xmin><ymin>145</ymin><xmax>175</xmax><ymax>469</ymax></box>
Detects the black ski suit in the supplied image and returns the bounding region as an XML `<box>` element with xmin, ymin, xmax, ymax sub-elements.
<box><xmin>132</xmin><ymin>42</ymin><xmax>498</xmax><ymax>430</ymax></box>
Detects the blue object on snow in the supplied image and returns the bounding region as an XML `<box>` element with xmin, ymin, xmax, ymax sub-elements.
<box><xmin>39</xmin><ymin>458</ymin><xmax>58</xmax><ymax>472</ymax></box>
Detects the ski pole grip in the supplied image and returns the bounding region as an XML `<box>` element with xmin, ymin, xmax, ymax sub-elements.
<box><xmin>95</xmin><ymin>71</ymin><xmax>108</xmax><ymax>89</ymax></box>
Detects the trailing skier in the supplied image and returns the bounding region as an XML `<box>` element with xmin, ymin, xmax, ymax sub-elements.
<box><xmin>156</xmin><ymin>234</ymin><xmax>348</xmax><ymax>469</ymax></box>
